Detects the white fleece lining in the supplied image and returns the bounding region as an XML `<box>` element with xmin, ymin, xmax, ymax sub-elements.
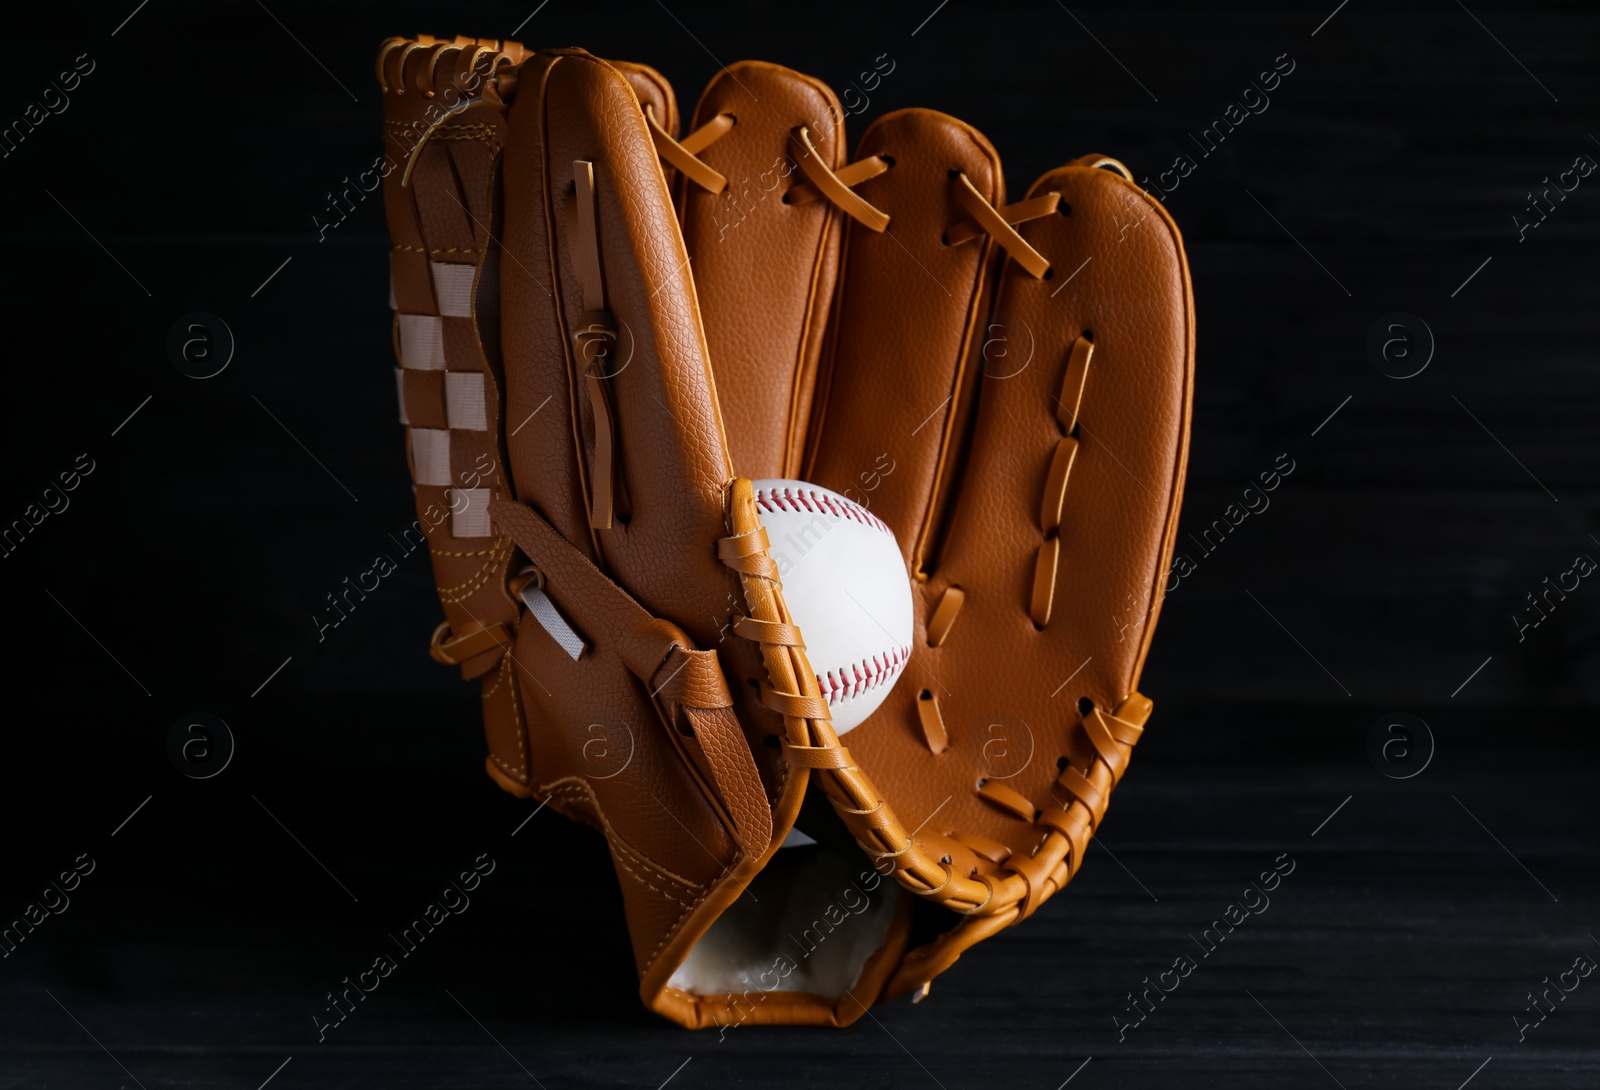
<box><xmin>668</xmin><ymin>845</ymin><xmax>899</xmax><ymax>998</ymax></box>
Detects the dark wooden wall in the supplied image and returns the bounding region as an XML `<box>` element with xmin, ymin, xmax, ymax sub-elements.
<box><xmin>0</xmin><ymin>1</ymin><xmax>1595</xmax><ymax>1085</ymax></box>
<box><xmin>2</xmin><ymin>0</ymin><xmax>1594</xmax><ymax>710</ymax></box>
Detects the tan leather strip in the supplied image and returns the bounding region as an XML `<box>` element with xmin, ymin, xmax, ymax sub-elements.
<box><xmin>790</xmin><ymin>126</ymin><xmax>890</xmax><ymax>232</ymax></box>
<box><xmin>679</xmin><ymin>110</ymin><xmax>735</xmax><ymax>155</ymax></box>
<box><xmin>976</xmin><ymin>779</ymin><xmax>1036</xmax><ymax>821</ymax></box>
<box><xmin>644</xmin><ymin>104</ymin><xmax>728</xmax><ymax>193</ymax></box>
<box><xmin>760</xmin><ymin>684</ymin><xmax>832</xmax><ymax>722</ymax></box>
<box><xmin>1004</xmin><ymin>834</ymin><xmax>1064</xmax><ymax>918</ymax></box>
<box><xmin>717</xmin><ymin>525</ymin><xmax>771</xmax><ymax>559</ymax></box>
<box><xmin>1117</xmin><ymin>692</ymin><xmax>1155</xmax><ymax>727</ymax></box>
<box><xmin>717</xmin><ymin>527</ymin><xmax>781</xmax><ymax>581</ymax></box>
<box><xmin>651</xmin><ymin>643</ymin><xmax>734</xmax><ymax>708</ymax></box>
<box><xmin>584</xmin><ymin>369</ymin><xmax>615</xmax><ymax>530</ymax></box>
<box><xmin>571</xmin><ymin>161</ymin><xmax>617</xmax><ymax>531</ymax></box>
<box><xmin>733</xmin><ymin>615</ymin><xmax>804</xmax><ymax>647</ymax></box>
<box><xmin>1039</xmin><ymin>436</ymin><xmax>1079</xmax><ymax>534</ymax></box>
<box><xmin>786</xmin><ymin>155</ymin><xmax>890</xmax><ymax>207</ymax></box>
<box><xmin>862</xmin><ymin>831</ymin><xmax>912</xmax><ymax>860</ymax></box>
<box><xmin>683</xmin><ymin>704</ymin><xmax>773</xmax><ymax>852</ymax></box>
<box><xmin>1062</xmin><ymin>819</ymin><xmax>1093</xmax><ymax>879</ymax></box>
<box><xmin>429</xmin><ymin>619</ymin><xmax>513</xmax><ymax>665</ymax></box>
<box><xmin>1055</xmin><ymin>766</ymin><xmax>1106</xmax><ymax>818</ymax></box>
<box><xmin>925</xmin><ymin>586</ymin><xmax>964</xmax><ymax>647</ymax></box>
<box><xmin>1035</xmin><ymin>805</ymin><xmax>1091</xmax><ymax>842</ymax></box>
<box><xmin>1055</xmin><ymin>335</ymin><xmax>1093</xmax><ymax>434</ymax></box>
<box><xmin>1082</xmin><ymin>707</ymin><xmax>1120</xmax><ymax>766</ymax></box>
<box><xmin>944</xmin><ymin>192</ymin><xmax>1060</xmax><ymax>246</ymax></box>
<box><xmin>916</xmin><ymin>690</ymin><xmax>949</xmax><ymax>755</ymax></box>
<box><xmin>826</xmin><ymin>790</ymin><xmax>882</xmax><ymax>817</ymax></box>
<box><xmin>571</xmin><ymin>160</ymin><xmax>605</xmax><ymax>307</ymax></box>
<box><xmin>953</xmin><ymin>834</ymin><xmax>1012</xmax><ymax>865</ymax></box>
<box><xmin>1105</xmin><ymin>713</ymin><xmax>1146</xmax><ymax>747</ymax></box>
<box><xmin>952</xmin><ymin>172</ymin><xmax>1049</xmax><ymax>279</ymax></box>
<box><xmin>732</xmin><ymin>552</ymin><xmax>780</xmax><ymax>581</ymax></box>
<box><xmin>785</xmin><ymin>743</ymin><xmax>856</xmax><ymax>769</ymax></box>
<box><xmin>1029</xmin><ymin>536</ymin><xmax>1060</xmax><ymax>628</ymax></box>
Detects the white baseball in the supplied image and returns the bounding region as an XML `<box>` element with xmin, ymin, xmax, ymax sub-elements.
<box><xmin>751</xmin><ymin>479</ymin><xmax>914</xmax><ymax>736</ymax></box>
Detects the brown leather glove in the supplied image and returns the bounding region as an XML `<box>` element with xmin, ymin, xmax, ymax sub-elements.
<box><xmin>377</xmin><ymin>37</ymin><xmax>1193</xmax><ymax>1029</ymax></box>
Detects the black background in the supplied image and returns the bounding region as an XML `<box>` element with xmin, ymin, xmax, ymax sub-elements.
<box><xmin>1</xmin><ymin>1</ymin><xmax>1597</xmax><ymax>1086</ymax></box>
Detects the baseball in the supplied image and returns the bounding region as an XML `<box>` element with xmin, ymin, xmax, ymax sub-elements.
<box><xmin>751</xmin><ymin>479</ymin><xmax>915</xmax><ymax>736</ymax></box>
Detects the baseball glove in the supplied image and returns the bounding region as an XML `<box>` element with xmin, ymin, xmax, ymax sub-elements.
<box><xmin>377</xmin><ymin>37</ymin><xmax>1193</xmax><ymax>1029</ymax></box>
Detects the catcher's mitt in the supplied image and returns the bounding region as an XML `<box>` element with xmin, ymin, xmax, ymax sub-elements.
<box><xmin>377</xmin><ymin>38</ymin><xmax>1193</xmax><ymax>1029</ymax></box>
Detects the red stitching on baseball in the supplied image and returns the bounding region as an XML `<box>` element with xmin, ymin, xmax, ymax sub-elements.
<box><xmin>754</xmin><ymin>487</ymin><xmax>893</xmax><ymax>536</ymax></box>
<box><xmin>816</xmin><ymin>644</ymin><xmax>912</xmax><ymax>703</ymax></box>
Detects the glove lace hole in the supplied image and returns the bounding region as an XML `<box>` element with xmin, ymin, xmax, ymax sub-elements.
<box><xmin>881</xmin><ymin>154</ymin><xmax>896</xmax><ymax>168</ymax></box>
<box><xmin>1057</xmin><ymin>201</ymin><xmax>1072</xmax><ymax>216</ymax></box>
<box><xmin>1077</xmin><ymin>696</ymin><xmax>1096</xmax><ymax>717</ymax></box>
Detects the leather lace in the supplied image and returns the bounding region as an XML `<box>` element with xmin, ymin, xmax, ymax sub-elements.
<box><xmin>665</xmin><ymin>126</ymin><xmax>1062</xmax><ymax>269</ymax></box>
<box><xmin>643</xmin><ymin>111</ymin><xmax>1065</xmax><ymax>270</ymax></box>
<box><xmin>786</xmin><ymin>126</ymin><xmax>891</xmax><ymax>232</ymax></box>
<box><xmin>645</xmin><ymin>105</ymin><xmax>734</xmax><ymax>193</ymax></box>
<box><xmin>570</xmin><ymin>160</ymin><xmax>621</xmax><ymax>530</ymax></box>
<box><xmin>1031</xmin><ymin>335</ymin><xmax>1092</xmax><ymax>626</ymax></box>
<box><xmin>946</xmin><ymin>175</ymin><xmax>1059</xmax><ymax>278</ymax></box>
<box><xmin>796</xmin><ymin>686</ymin><xmax>1149</xmax><ymax>927</ymax></box>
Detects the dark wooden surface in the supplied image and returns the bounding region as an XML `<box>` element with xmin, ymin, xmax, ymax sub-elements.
<box><xmin>1</xmin><ymin>0</ymin><xmax>1597</xmax><ymax>1085</ymax></box>
<box><xmin>1</xmin><ymin>701</ymin><xmax>1596</xmax><ymax>1087</ymax></box>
